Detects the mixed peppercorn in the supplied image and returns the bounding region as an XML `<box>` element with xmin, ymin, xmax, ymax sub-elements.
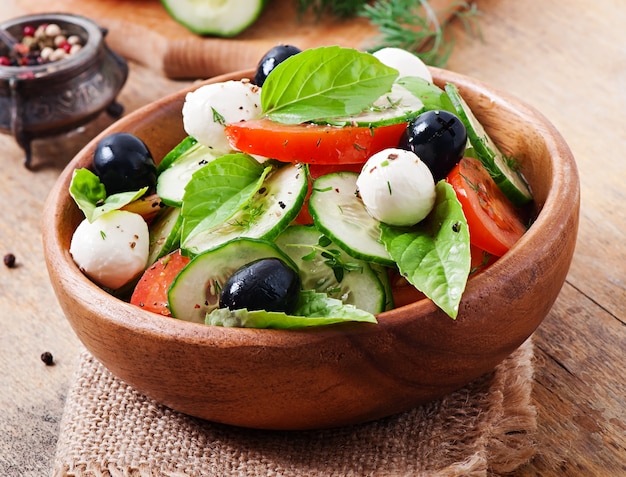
<box><xmin>0</xmin><ymin>22</ymin><xmax>84</xmax><ymax>67</ymax></box>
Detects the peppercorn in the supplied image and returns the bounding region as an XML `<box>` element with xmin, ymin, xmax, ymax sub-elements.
<box><xmin>0</xmin><ymin>22</ymin><xmax>85</xmax><ymax>68</ymax></box>
<box><xmin>3</xmin><ymin>253</ymin><xmax>16</xmax><ymax>268</ymax></box>
<box><xmin>40</xmin><ymin>351</ymin><xmax>54</xmax><ymax>366</ymax></box>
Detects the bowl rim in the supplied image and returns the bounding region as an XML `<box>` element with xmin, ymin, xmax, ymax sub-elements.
<box><xmin>42</xmin><ymin>66</ymin><xmax>580</xmax><ymax>346</ymax></box>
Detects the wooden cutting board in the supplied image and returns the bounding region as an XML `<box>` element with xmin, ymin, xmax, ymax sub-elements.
<box><xmin>13</xmin><ymin>0</ymin><xmax>459</xmax><ymax>79</ymax></box>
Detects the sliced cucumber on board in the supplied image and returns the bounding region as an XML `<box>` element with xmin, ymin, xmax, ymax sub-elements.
<box><xmin>275</xmin><ymin>225</ymin><xmax>389</xmax><ymax>315</ymax></box>
<box><xmin>156</xmin><ymin>140</ymin><xmax>222</xmax><ymax>207</ymax></box>
<box><xmin>161</xmin><ymin>0</ymin><xmax>267</xmax><ymax>37</ymax></box>
<box><xmin>445</xmin><ymin>83</ymin><xmax>533</xmax><ymax>207</ymax></box>
<box><xmin>308</xmin><ymin>172</ymin><xmax>394</xmax><ymax>266</ymax></box>
<box><xmin>168</xmin><ymin>238</ymin><xmax>296</xmax><ymax>323</ymax></box>
<box><xmin>181</xmin><ymin>163</ymin><xmax>308</xmax><ymax>257</ymax></box>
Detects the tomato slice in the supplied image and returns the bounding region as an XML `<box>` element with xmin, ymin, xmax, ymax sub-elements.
<box><xmin>447</xmin><ymin>157</ymin><xmax>527</xmax><ymax>257</ymax></box>
<box><xmin>469</xmin><ymin>244</ymin><xmax>498</xmax><ymax>275</ymax></box>
<box><xmin>130</xmin><ymin>250</ymin><xmax>190</xmax><ymax>316</ymax></box>
<box><xmin>224</xmin><ymin>119</ymin><xmax>407</xmax><ymax>165</ymax></box>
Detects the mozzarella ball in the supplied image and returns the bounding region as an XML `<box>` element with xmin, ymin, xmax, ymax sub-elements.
<box><xmin>70</xmin><ymin>210</ymin><xmax>149</xmax><ymax>289</ymax></box>
<box><xmin>356</xmin><ymin>148</ymin><xmax>436</xmax><ymax>226</ymax></box>
<box><xmin>373</xmin><ymin>47</ymin><xmax>433</xmax><ymax>83</ymax></box>
<box><xmin>182</xmin><ymin>80</ymin><xmax>262</xmax><ymax>154</ymax></box>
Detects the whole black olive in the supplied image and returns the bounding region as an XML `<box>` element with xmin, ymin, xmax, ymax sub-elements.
<box><xmin>398</xmin><ymin>110</ymin><xmax>467</xmax><ymax>182</ymax></box>
<box><xmin>92</xmin><ymin>132</ymin><xmax>157</xmax><ymax>195</ymax></box>
<box><xmin>253</xmin><ymin>44</ymin><xmax>302</xmax><ymax>87</ymax></box>
<box><xmin>219</xmin><ymin>258</ymin><xmax>301</xmax><ymax>313</ymax></box>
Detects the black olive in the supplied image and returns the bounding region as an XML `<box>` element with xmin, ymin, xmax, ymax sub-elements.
<box><xmin>219</xmin><ymin>258</ymin><xmax>301</xmax><ymax>314</ymax></box>
<box><xmin>398</xmin><ymin>110</ymin><xmax>467</xmax><ymax>182</ymax></box>
<box><xmin>92</xmin><ymin>132</ymin><xmax>157</xmax><ymax>195</ymax></box>
<box><xmin>253</xmin><ymin>44</ymin><xmax>302</xmax><ymax>87</ymax></box>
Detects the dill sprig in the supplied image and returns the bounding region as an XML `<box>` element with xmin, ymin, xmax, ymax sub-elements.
<box><xmin>295</xmin><ymin>0</ymin><xmax>367</xmax><ymax>19</ymax></box>
<box><xmin>295</xmin><ymin>0</ymin><xmax>481</xmax><ymax>68</ymax></box>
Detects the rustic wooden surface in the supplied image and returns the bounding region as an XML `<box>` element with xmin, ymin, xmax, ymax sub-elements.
<box><xmin>13</xmin><ymin>0</ymin><xmax>460</xmax><ymax>79</ymax></box>
<box><xmin>0</xmin><ymin>0</ymin><xmax>624</xmax><ymax>475</ymax></box>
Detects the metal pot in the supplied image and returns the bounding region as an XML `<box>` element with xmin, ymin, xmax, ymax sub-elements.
<box><xmin>0</xmin><ymin>13</ymin><xmax>128</xmax><ymax>168</ymax></box>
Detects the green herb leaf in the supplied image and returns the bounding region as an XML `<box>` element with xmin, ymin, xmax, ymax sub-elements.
<box><xmin>380</xmin><ymin>181</ymin><xmax>471</xmax><ymax>318</ymax></box>
<box><xmin>397</xmin><ymin>76</ymin><xmax>456</xmax><ymax>113</ymax></box>
<box><xmin>261</xmin><ymin>45</ymin><xmax>399</xmax><ymax>124</ymax></box>
<box><xmin>205</xmin><ymin>289</ymin><xmax>377</xmax><ymax>329</ymax></box>
<box><xmin>69</xmin><ymin>168</ymin><xmax>147</xmax><ymax>223</ymax></box>
<box><xmin>180</xmin><ymin>153</ymin><xmax>271</xmax><ymax>244</ymax></box>
<box><xmin>361</xmin><ymin>0</ymin><xmax>481</xmax><ymax>68</ymax></box>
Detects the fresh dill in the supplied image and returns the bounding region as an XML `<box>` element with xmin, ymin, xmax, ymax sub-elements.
<box><xmin>295</xmin><ymin>0</ymin><xmax>481</xmax><ymax>67</ymax></box>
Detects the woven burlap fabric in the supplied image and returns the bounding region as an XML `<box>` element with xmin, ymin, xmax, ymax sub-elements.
<box><xmin>52</xmin><ymin>339</ymin><xmax>536</xmax><ymax>477</ymax></box>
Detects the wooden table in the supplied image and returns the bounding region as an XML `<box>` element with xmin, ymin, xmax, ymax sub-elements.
<box><xmin>1</xmin><ymin>0</ymin><xmax>624</xmax><ymax>475</ymax></box>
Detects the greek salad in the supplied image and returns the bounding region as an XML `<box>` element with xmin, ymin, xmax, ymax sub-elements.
<box><xmin>68</xmin><ymin>45</ymin><xmax>532</xmax><ymax>328</ymax></box>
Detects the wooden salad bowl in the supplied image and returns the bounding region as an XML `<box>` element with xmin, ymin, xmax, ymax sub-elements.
<box><xmin>42</xmin><ymin>67</ymin><xmax>580</xmax><ymax>430</ymax></box>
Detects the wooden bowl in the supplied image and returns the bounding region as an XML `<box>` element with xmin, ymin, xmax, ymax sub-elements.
<box><xmin>42</xmin><ymin>67</ymin><xmax>580</xmax><ymax>430</ymax></box>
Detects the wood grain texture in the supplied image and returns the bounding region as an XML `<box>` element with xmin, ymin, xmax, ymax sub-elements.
<box><xmin>13</xmin><ymin>0</ymin><xmax>462</xmax><ymax>79</ymax></box>
<box><xmin>1</xmin><ymin>0</ymin><xmax>625</xmax><ymax>474</ymax></box>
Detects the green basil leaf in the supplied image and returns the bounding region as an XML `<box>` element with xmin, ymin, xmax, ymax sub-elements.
<box><xmin>180</xmin><ymin>153</ymin><xmax>271</xmax><ymax>243</ymax></box>
<box><xmin>69</xmin><ymin>168</ymin><xmax>147</xmax><ymax>223</ymax></box>
<box><xmin>205</xmin><ymin>290</ymin><xmax>377</xmax><ymax>329</ymax></box>
<box><xmin>380</xmin><ymin>181</ymin><xmax>471</xmax><ymax>318</ymax></box>
<box><xmin>261</xmin><ymin>46</ymin><xmax>399</xmax><ymax>124</ymax></box>
<box><xmin>396</xmin><ymin>76</ymin><xmax>456</xmax><ymax>113</ymax></box>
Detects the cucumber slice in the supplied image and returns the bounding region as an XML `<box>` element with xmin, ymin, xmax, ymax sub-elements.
<box><xmin>275</xmin><ymin>225</ymin><xmax>388</xmax><ymax>314</ymax></box>
<box><xmin>315</xmin><ymin>83</ymin><xmax>424</xmax><ymax>127</ymax></box>
<box><xmin>181</xmin><ymin>163</ymin><xmax>308</xmax><ymax>257</ymax></box>
<box><xmin>157</xmin><ymin>136</ymin><xmax>198</xmax><ymax>174</ymax></box>
<box><xmin>445</xmin><ymin>83</ymin><xmax>533</xmax><ymax>207</ymax></box>
<box><xmin>156</xmin><ymin>140</ymin><xmax>222</xmax><ymax>207</ymax></box>
<box><xmin>147</xmin><ymin>206</ymin><xmax>182</xmax><ymax>266</ymax></box>
<box><xmin>161</xmin><ymin>0</ymin><xmax>267</xmax><ymax>37</ymax></box>
<box><xmin>168</xmin><ymin>238</ymin><xmax>295</xmax><ymax>323</ymax></box>
<box><xmin>309</xmin><ymin>172</ymin><xmax>394</xmax><ymax>266</ymax></box>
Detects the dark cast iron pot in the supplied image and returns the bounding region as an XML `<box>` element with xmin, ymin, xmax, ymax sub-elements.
<box><xmin>0</xmin><ymin>13</ymin><xmax>128</xmax><ymax>168</ymax></box>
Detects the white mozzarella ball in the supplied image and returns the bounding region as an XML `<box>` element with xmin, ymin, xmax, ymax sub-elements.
<box><xmin>182</xmin><ymin>80</ymin><xmax>262</xmax><ymax>154</ymax></box>
<box><xmin>356</xmin><ymin>148</ymin><xmax>436</xmax><ymax>226</ymax></box>
<box><xmin>70</xmin><ymin>210</ymin><xmax>149</xmax><ymax>290</ymax></box>
<box><xmin>373</xmin><ymin>47</ymin><xmax>433</xmax><ymax>83</ymax></box>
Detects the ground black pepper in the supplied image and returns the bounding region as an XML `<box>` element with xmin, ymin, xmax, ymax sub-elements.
<box><xmin>40</xmin><ymin>351</ymin><xmax>54</xmax><ymax>366</ymax></box>
<box><xmin>3</xmin><ymin>253</ymin><xmax>16</xmax><ymax>268</ymax></box>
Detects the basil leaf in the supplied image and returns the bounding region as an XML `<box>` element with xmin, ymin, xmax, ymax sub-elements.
<box><xmin>380</xmin><ymin>181</ymin><xmax>471</xmax><ymax>318</ymax></box>
<box><xmin>261</xmin><ymin>46</ymin><xmax>399</xmax><ymax>124</ymax></box>
<box><xmin>69</xmin><ymin>168</ymin><xmax>147</xmax><ymax>223</ymax></box>
<box><xmin>205</xmin><ymin>290</ymin><xmax>377</xmax><ymax>329</ymax></box>
<box><xmin>180</xmin><ymin>153</ymin><xmax>271</xmax><ymax>243</ymax></box>
<box><xmin>397</xmin><ymin>76</ymin><xmax>456</xmax><ymax>113</ymax></box>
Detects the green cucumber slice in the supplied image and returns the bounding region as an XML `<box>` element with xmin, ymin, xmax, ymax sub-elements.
<box><xmin>315</xmin><ymin>83</ymin><xmax>424</xmax><ymax>127</ymax></box>
<box><xmin>181</xmin><ymin>163</ymin><xmax>308</xmax><ymax>257</ymax></box>
<box><xmin>275</xmin><ymin>225</ymin><xmax>389</xmax><ymax>314</ymax></box>
<box><xmin>308</xmin><ymin>172</ymin><xmax>394</xmax><ymax>266</ymax></box>
<box><xmin>168</xmin><ymin>238</ymin><xmax>296</xmax><ymax>323</ymax></box>
<box><xmin>157</xmin><ymin>136</ymin><xmax>198</xmax><ymax>174</ymax></box>
<box><xmin>147</xmin><ymin>206</ymin><xmax>182</xmax><ymax>266</ymax></box>
<box><xmin>156</xmin><ymin>140</ymin><xmax>222</xmax><ymax>207</ymax></box>
<box><xmin>161</xmin><ymin>0</ymin><xmax>267</xmax><ymax>37</ymax></box>
<box><xmin>445</xmin><ymin>83</ymin><xmax>533</xmax><ymax>207</ymax></box>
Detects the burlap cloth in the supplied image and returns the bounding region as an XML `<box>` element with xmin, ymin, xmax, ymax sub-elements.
<box><xmin>52</xmin><ymin>339</ymin><xmax>537</xmax><ymax>477</ymax></box>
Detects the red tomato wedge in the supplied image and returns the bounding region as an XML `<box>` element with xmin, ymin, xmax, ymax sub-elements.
<box><xmin>447</xmin><ymin>157</ymin><xmax>527</xmax><ymax>257</ymax></box>
<box><xmin>130</xmin><ymin>250</ymin><xmax>190</xmax><ymax>316</ymax></box>
<box><xmin>469</xmin><ymin>244</ymin><xmax>498</xmax><ymax>275</ymax></box>
<box><xmin>224</xmin><ymin>119</ymin><xmax>407</xmax><ymax>165</ymax></box>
